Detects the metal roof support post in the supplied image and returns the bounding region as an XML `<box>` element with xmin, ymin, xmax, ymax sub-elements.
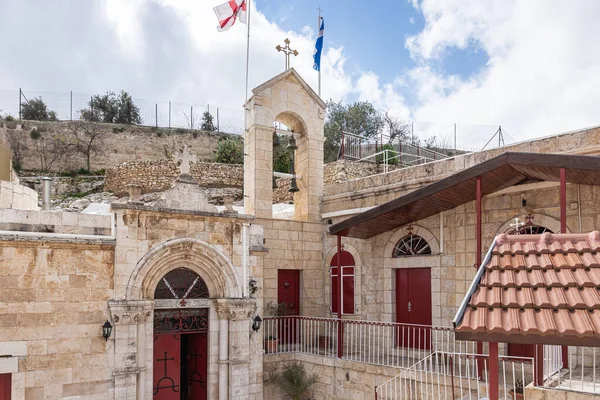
<box><xmin>336</xmin><ymin>234</ymin><xmax>344</xmax><ymax>359</ymax></box>
<box><xmin>560</xmin><ymin>167</ymin><xmax>569</xmax><ymax>368</ymax></box>
<box><xmin>476</xmin><ymin>176</ymin><xmax>484</xmax><ymax>378</ymax></box>
<box><xmin>489</xmin><ymin>342</ymin><xmax>499</xmax><ymax>400</ymax></box>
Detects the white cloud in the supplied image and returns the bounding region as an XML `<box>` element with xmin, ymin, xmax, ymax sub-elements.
<box><xmin>405</xmin><ymin>0</ymin><xmax>600</xmax><ymax>148</ymax></box>
<box><xmin>1</xmin><ymin>0</ymin><xmax>599</xmax><ymax>149</ymax></box>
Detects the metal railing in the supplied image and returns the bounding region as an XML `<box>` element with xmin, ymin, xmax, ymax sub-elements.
<box><xmin>375</xmin><ymin>352</ymin><xmax>534</xmax><ymax>400</ymax></box>
<box><xmin>262</xmin><ymin>316</ymin><xmax>476</xmax><ymax>368</ymax></box>
<box><xmin>542</xmin><ymin>346</ymin><xmax>600</xmax><ymax>394</ymax></box>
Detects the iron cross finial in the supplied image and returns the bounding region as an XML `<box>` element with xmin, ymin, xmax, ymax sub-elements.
<box><xmin>276</xmin><ymin>38</ymin><xmax>299</xmax><ymax>71</ymax></box>
<box><xmin>510</xmin><ymin>217</ymin><xmax>524</xmax><ymax>234</ymax></box>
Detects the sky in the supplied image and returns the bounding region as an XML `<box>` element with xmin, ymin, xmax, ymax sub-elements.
<box><xmin>1</xmin><ymin>0</ymin><xmax>600</xmax><ymax>148</ymax></box>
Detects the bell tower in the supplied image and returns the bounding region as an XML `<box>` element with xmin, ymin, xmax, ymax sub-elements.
<box><xmin>244</xmin><ymin>68</ymin><xmax>325</xmax><ymax>222</ymax></box>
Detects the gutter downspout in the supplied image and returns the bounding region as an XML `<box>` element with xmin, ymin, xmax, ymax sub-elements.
<box><xmin>453</xmin><ymin>242</ymin><xmax>496</xmax><ymax>328</ymax></box>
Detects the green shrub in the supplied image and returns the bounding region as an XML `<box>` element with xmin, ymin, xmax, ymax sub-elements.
<box><xmin>268</xmin><ymin>362</ymin><xmax>317</xmax><ymax>400</ymax></box>
<box><xmin>77</xmin><ymin>168</ymin><xmax>90</xmax><ymax>175</ymax></box>
<box><xmin>376</xmin><ymin>143</ymin><xmax>399</xmax><ymax>165</ymax></box>
<box><xmin>4</xmin><ymin>115</ymin><xmax>15</xmax><ymax>122</ymax></box>
<box><xmin>214</xmin><ymin>138</ymin><xmax>243</xmax><ymax>164</ymax></box>
<box><xmin>30</xmin><ymin>130</ymin><xmax>41</xmax><ymax>140</ymax></box>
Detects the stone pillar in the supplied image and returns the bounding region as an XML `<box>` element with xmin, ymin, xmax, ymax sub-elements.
<box><xmin>215</xmin><ymin>303</ymin><xmax>231</xmax><ymax>400</ymax></box>
<box><xmin>215</xmin><ymin>298</ymin><xmax>257</xmax><ymax>400</ymax></box>
<box><xmin>107</xmin><ymin>299</ymin><xmax>153</xmax><ymax>400</ymax></box>
<box><xmin>294</xmin><ymin>117</ymin><xmax>324</xmax><ymax>222</ymax></box>
<box><xmin>244</xmin><ymin>122</ymin><xmax>273</xmax><ymax>218</ymax></box>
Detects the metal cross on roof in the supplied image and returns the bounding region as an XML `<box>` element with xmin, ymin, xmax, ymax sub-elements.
<box><xmin>174</xmin><ymin>145</ymin><xmax>197</xmax><ymax>175</ymax></box>
<box><xmin>510</xmin><ymin>217</ymin><xmax>524</xmax><ymax>233</ymax></box>
<box><xmin>276</xmin><ymin>38</ymin><xmax>299</xmax><ymax>71</ymax></box>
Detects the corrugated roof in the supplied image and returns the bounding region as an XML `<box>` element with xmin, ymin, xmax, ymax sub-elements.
<box><xmin>454</xmin><ymin>232</ymin><xmax>600</xmax><ymax>346</ymax></box>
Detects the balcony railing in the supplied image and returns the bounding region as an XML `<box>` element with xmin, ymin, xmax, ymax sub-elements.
<box><xmin>262</xmin><ymin>316</ymin><xmax>476</xmax><ymax>369</ymax></box>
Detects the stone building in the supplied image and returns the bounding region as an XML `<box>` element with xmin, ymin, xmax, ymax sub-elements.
<box><xmin>1</xmin><ymin>68</ymin><xmax>600</xmax><ymax>400</ymax></box>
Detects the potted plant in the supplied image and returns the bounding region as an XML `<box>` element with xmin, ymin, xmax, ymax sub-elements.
<box><xmin>265</xmin><ymin>335</ymin><xmax>279</xmax><ymax>353</ymax></box>
<box><xmin>509</xmin><ymin>379</ymin><xmax>524</xmax><ymax>400</ymax></box>
<box><xmin>263</xmin><ymin>301</ymin><xmax>287</xmax><ymax>353</ymax></box>
<box><xmin>268</xmin><ymin>361</ymin><xmax>318</xmax><ymax>400</ymax></box>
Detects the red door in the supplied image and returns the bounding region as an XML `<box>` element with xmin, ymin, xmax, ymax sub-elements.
<box><xmin>396</xmin><ymin>268</ymin><xmax>432</xmax><ymax>349</ymax></box>
<box><xmin>278</xmin><ymin>270</ymin><xmax>300</xmax><ymax>346</ymax></box>
<box><xmin>186</xmin><ymin>333</ymin><xmax>208</xmax><ymax>400</ymax></box>
<box><xmin>0</xmin><ymin>374</ymin><xmax>10</xmax><ymax>400</ymax></box>
<box><xmin>153</xmin><ymin>334</ymin><xmax>181</xmax><ymax>399</ymax></box>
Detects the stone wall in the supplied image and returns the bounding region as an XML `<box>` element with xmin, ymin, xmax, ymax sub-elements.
<box><xmin>0</xmin><ymin>181</ymin><xmax>38</xmax><ymax>210</ymax></box>
<box><xmin>0</xmin><ymin>239</ymin><xmax>114</xmax><ymax>399</ymax></box>
<box><xmin>263</xmin><ymin>353</ymin><xmax>399</xmax><ymax>399</ymax></box>
<box><xmin>0</xmin><ymin>209</ymin><xmax>112</xmax><ymax>235</ymax></box>
<box><xmin>0</xmin><ymin>120</ymin><xmax>234</xmax><ymax>172</ymax></box>
<box><xmin>104</xmin><ymin>160</ymin><xmax>243</xmax><ymax>195</ymax></box>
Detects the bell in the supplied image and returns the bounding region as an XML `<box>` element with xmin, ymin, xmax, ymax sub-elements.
<box><xmin>289</xmin><ymin>177</ymin><xmax>299</xmax><ymax>193</ymax></box>
<box><xmin>272</xmin><ymin>176</ymin><xmax>278</xmax><ymax>189</ymax></box>
<box><xmin>286</xmin><ymin>136</ymin><xmax>298</xmax><ymax>151</ymax></box>
<box><xmin>272</xmin><ymin>131</ymin><xmax>280</xmax><ymax>147</ymax></box>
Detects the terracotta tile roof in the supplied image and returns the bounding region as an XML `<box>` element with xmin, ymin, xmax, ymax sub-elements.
<box><xmin>454</xmin><ymin>231</ymin><xmax>600</xmax><ymax>346</ymax></box>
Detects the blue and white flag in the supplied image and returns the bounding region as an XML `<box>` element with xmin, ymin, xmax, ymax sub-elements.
<box><xmin>313</xmin><ymin>18</ymin><xmax>324</xmax><ymax>71</ymax></box>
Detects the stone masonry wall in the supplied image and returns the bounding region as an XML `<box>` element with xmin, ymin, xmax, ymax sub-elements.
<box><xmin>0</xmin><ymin>240</ymin><xmax>114</xmax><ymax>399</ymax></box>
<box><xmin>104</xmin><ymin>160</ymin><xmax>243</xmax><ymax>195</ymax></box>
<box><xmin>0</xmin><ymin>181</ymin><xmax>38</xmax><ymax>210</ymax></box>
<box><xmin>0</xmin><ymin>120</ymin><xmax>234</xmax><ymax>172</ymax></box>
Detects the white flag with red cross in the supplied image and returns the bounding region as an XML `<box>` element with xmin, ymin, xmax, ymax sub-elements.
<box><xmin>214</xmin><ymin>0</ymin><xmax>247</xmax><ymax>32</ymax></box>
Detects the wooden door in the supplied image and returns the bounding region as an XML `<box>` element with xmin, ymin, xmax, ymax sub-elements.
<box><xmin>153</xmin><ymin>334</ymin><xmax>181</xmax><ymax>399</ymax></box>
<box><xmin>0</xmin><ymin>374</ymin><xmax>10</xmax><ymax>400</ymax></box>
<box><xmin>396</xmin><ymin>268</ymin><xmax>432</xmax><ymax>349</ymax></box>
<box><xmin>185</xmin><ymin>333</ymin><xmax>208</xmax><ymax>400</ymax></box>
<box><xmin>278</xmin><ymin>270</ymin><xmax>300</xmax><ymax>346</ymax></box>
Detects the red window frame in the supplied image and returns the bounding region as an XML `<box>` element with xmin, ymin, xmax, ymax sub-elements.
<box><xmin>330</xmin><ymin>251</ymin><xmax>355</xmax><ymax>315</ymax></box>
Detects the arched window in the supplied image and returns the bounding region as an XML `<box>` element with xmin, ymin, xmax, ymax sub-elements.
<box><xmin>330</xmin><ymin>251</ymin><xmax>355</xmax><ymax>315</ymax></box>
<box><xmin>154</xmin><ymin>267</ymin><xmax>210</xmax><ymax>299</ymax></box>
<box><xmin>506</xmin><ymin>225</ymin><xmax>553</xmax><ymax>235</ymax></box>
<box><xmin>393</xmin><ymin>234</ymin><xmax>432</xmax><ymax>257</ymax></box>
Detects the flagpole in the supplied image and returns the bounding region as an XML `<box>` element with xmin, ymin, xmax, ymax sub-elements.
<box><xmin>317</xmin><ymin>8</ymin><xmax>322</xmax><ymax>97</ymax></box>
<box><xmin>245</xmin><ymin>0</ymin><xmax>251</xmax><ymax>105</ymax></box>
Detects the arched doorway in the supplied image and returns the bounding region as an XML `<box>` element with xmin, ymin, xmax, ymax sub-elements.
<box><xmin>153</xmin><ymin>268</ymin><xmax>209</xmax><ymax>400</ymax></box>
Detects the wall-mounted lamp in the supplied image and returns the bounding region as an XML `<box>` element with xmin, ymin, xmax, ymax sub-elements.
<box><xmin>102</xmin><ymin>320</ymin><xmax>113</xmax><ymax>341</ymax></box>
<box><xmin>252</xmin><ymin>315</ymin><xmax>262</xmax><ymax>332</ymax></box>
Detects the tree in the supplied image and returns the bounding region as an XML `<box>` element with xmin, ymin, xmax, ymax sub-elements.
<box><xmin>80</xmin><ymin>90</ymin><xmax>141</xmax><ymax>125</ymax></box>
<box><xmin>382</xmin><ymin>111</ymin><xmax>410</xmax><ymax>143</ymax></box>
<box><xmin>29</xmin><ymin>129</ymin><xmax>75</xmax><ymax>171</ymax></box>
<box><xmin>67</xmin><ymin>121</ymin><xmax>107</xmax><ymax>172</ymax></box>
<box><xmin>273</xmin><ymin>135</ymin><xmax>294</xmax><ymax>173</ymax></box>
<box><xmin>323</xmin><ymin>100</ymin><xmax>385</xmax><ymax>163</ymax></box>
<box><xmin>214</xmin><ymin>138</ymin><xmax>243</xmax><ymax>164</ymax></box>
<box><xmin>21</xmin><ymin>97</ymin><xmax>58</xmax><ymax>121</ymax></box>
<box><xmin>4</xmin><ymin>129</ymin><xmax>28</xmax><ymax>170</ymax></box>
<box><xmin>200</xmin><ymin>111</ymin><xmax>216</xmax><ymax>131</ymax></box>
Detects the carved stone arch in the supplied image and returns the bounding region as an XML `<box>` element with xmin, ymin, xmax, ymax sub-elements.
<box><xmin>126</xmin><ymin>237</ymin><xmax>242</xmax><ymax>300</ymax></box>
<box><xmin>385</xmin><ymin>225</ymin><xmax>440</xmax><ymax>257</ymax></box>
<box><xmin>494</xmin><ymin>213</ymin><xmax>567</xmax><ymax>237</ymax></box>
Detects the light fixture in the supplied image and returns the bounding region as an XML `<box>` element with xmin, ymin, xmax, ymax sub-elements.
<box><xmin>289</xmin><ymin>177</ymin><xmax>299</xmax><ymax>193</ymax></box>
<box><xmin>272</xmin><ymin>176</ymin><xmax>278</xmax><ymax>189</ymax></box>
<box><xmin>272</xmin><ymin>130</ymin><xmax>280</xmax><ymax>147</ymax></box>
<box><xmin>252</xmin><ymin>315</ymin><xmax>262</xmax><ymax>332</ymax></box>
<box><xmin>102</xmin><ymin>320</ymin><xmax>113</xmax><ymax>341</ymax></box>
<box><xmin>286</xmin><ymin>135</ymin><xmax>298</xmax><ymax>151</ymax></box>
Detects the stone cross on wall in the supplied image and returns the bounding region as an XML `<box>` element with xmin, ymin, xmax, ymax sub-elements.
<box><xmin>174</xmin><ymin>145</ymin><xmax>197</xmax><ymax>175</ymax></box>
